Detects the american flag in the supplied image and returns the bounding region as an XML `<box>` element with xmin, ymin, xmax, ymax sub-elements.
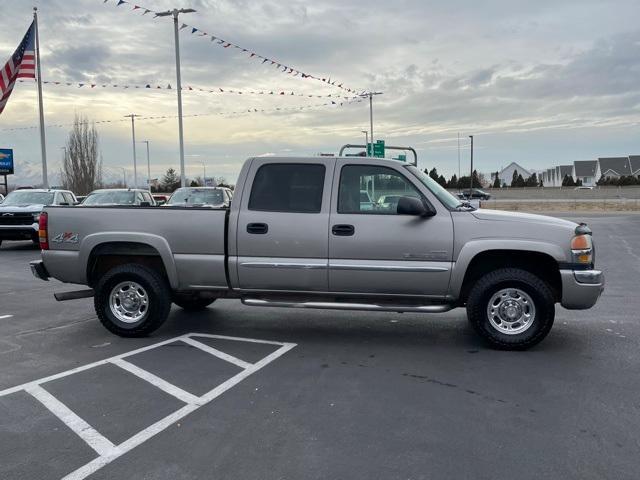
<box><xmin>0</xmin><ymin>21</ymin><xmax>36</xmax><ymax>115</ymax></box>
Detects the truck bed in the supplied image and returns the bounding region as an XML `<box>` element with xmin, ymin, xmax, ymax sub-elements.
<box><xmin>42</xmin><ymin>206</ymin><xmax>229</xmax><ymax>290</ymax></box>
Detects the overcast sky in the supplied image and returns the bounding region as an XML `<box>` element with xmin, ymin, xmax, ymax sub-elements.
<box><xmin>1</xmin><ymin>0</ymin><xmax>639</xmax><ymax>185</ymax></box>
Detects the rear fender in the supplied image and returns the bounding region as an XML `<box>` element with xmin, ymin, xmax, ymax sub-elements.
<box><xmin>79</xmin><ymin>232</ymin><xmax>178</xmax><ymax>288</ymax></box>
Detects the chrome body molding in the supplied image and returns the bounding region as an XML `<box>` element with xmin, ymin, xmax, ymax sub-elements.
<box><xmin>240</xmin><ymin>262</ymin><xmax>327</xmax><ymax>270</ymax></box>
<box><xmin>329</xmin><ymin>263</ymin><xmax>449</xmax><ymax>273</ymax></box>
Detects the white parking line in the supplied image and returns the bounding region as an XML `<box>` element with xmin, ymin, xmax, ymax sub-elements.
<box><xmin>0</xmin><ymin>315</ymin><xmax>13</xmax><ymax>320</ymax></box>
<box><xmin>25</xmin><ymin>384</ymin><xmax>118</xmax><ymax>458</ymax></box>
<box><xmin>180</xmin><ymin>336</ymin><xmax>253</xmax><ymax>369</ymax></box>
<box><xmin>109</xmin><ymin>357</ymin><xmax>201</xmax><ymax>405</ymax></box>
<box><xmin>0</xmin><ymin>333</ymin><xmax>296</xmax><ymax>480</ymax></box>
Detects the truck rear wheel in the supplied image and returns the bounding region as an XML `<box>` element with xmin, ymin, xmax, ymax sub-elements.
<box><xmin>466</xmin><ymin>268</ymin><xmax>555</xmax><ymax>350</ymax></box>
<box><xmin>172</xmin><ymin>293</ymin><xmax>216</xmax><ymax>311</ymax></box>
<box><xmin>94</xmin><ymin>264</ymin><xmax>171</xmax><ymax>337</ymax></box>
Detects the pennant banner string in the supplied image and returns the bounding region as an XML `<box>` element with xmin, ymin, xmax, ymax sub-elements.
<box><xmin>101</xmin><ymin>0</ymin><xmax>361</xmax><ymax>95</ymax></box>
<box><xmin>0</xmin><ymin>98</ymin><xmax>363</xmax><ymax>132</ymax></box>
<box><xmin>18</xmin><ymin>79</ymin><xmax>357</xmax><ymax>100</ymax></box>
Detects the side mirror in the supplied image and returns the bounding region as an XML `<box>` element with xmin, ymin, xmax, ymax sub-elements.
<box><xmin>397</xmin><ymin>196</ymin><xmax>436</xmax><ymax>217</ymax></box>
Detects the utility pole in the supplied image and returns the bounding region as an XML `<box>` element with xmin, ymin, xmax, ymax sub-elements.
<box><xmin>156</xmin><ymin>7</ymin><xmax>196</xmax><ymax>187</ymax></box>
<box><xmin>361</xmin><ymin>130</ymin><xmax>368</xmax><ymax>155</ymax></box>
<box><xmin>124</xmin><ymin>114</ymin><xmax>140</xmax><ymax>188</ymax></box>
<box><xmin>360</xmin><ymin>92</ymin><xmax>383</xmax><ymax>156</ymax></box>
<box><xmin>139</xmin><ymin>141</ymin><xmax>151</xmax><ymax>192</ymax></box>
<box><xmin>33</xmin><ymin>8</ymin><xmax>48</xmax><ymax>188</ymax></box>
<box><xmin>469</xmin><ymin>135</ymin><xmax>474</xmax><ymax>192</ymax></box>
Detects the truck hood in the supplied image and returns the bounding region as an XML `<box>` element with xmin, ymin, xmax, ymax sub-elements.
<box><xmin>0</xmin><ymin>204</ymin><xmax>45</xmax><ymax>213</ymax></box>
<box><xmin>471</xmin><ymin>209</ymin><xmax>577</xmax><ymax>229</ymax></box>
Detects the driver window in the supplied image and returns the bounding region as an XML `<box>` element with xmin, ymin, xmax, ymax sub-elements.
<box><xmin>338</xmin><ymin>165</ymin><xmax>421</xmax><ymax>214</ymax></box>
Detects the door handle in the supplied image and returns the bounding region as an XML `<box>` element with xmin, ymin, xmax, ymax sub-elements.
<box><xmin>247</xmin><ymin>223</ymin><xmax>268</xmax><ymax>234</ymax></box>
<box><xmin>332</xmin><ymin>224</ymin><xmax>355</xmax><ymax>236</ymax></box>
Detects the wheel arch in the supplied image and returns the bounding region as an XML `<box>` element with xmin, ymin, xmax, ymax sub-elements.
<box><xmin>452</xmin><ymin>242</ymin><xmax>563</xmax><ymax>305</ymax></box>
<box><xmin>82</xmin><ymin>234</ymin><xmax>178</xmax><ymax>289</ymax></box>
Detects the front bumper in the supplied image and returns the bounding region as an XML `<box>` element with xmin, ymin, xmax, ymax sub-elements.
<box><xmin>0</xmin><ymin>223</ymin><xmax>39</xmax><ymax>241</ymax></box>
<box><xmin>30</xmin><ymin>260</ymin><xmax>50</xmax><ymax>281</ymax></box>
<box><xmin>560</xmin><ymin>269</ymin><xmax>604</xmax><ymax>309</ymax></box>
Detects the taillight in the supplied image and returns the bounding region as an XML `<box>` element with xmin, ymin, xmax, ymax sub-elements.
<box><xmin>38</xmin><ymin>212</ymin><xmax>49</xmax><ymax>250</ymax></box>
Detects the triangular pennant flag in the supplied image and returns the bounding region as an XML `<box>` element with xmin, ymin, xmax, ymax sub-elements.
<box><xmin>191</xmin><ymin>27</ymin><xmax>198</xmax><ymax>34</ymax></box>
<box><xmin>180</xmin><ymin>23</ymin><xmax>188</xmax><ymax>30</ymax></box>
<box><xmin>143</xmin><ymin>9</ymin><xmax>150</xmax><ymax>15</ymax></box>
<box><xmin>133</xmin><ymin>5</ymin><xmax>140</xmax><ymax>10</ymax></box>
<box><xmin>117</xmin><ymin>0</ymin><xmax>126</xmax><ymax>6</ymax></box>
<box><xmin>167</xmin><ymin>84</ymin><xmax>172</xmax><ymax>89</ymax></box>
<box><xmin>145</xmin><ymin>84</ymin><xmax>151</xmax><ymax>88</ymax></box>
<box><xmin>210</xmin><ymin>36</ymin><xmax>217</xmax><ymax>41</ymax></box>
<box><xmin>224</xmin><ymin>43</ymin><xmax>231</xmax><ymax>48</ymax></box>
<box><xmin>250</xmin><ymin>53</ymin><xmax>255</xmax><ymax>58</ymax></box>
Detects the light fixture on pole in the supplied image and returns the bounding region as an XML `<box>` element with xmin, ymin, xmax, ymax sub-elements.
<box><xmin>359</xmin><ymin>92</ymin><xmax>383</xmax><ymax>156</ymax></box>
<box><xmin>124</xmin><ymin>114</ymin><xmax>140</xmax><ymax>188</ymax></box>
<box><xmin>361</xmin><ymin>130</ymin><xmax>368</xmax><ymax>155</ymax></box>
<box><xmin>469</xmin><ymin>135</ymin><xmax>474</xmax><ymax>192</ymax></box>
<box><xmin>155</xmin><ymin>7</ymin><xmax>196</xmax><ymax>188</ymax></box>
<box><xmin>138</xmin><ymin>140</ymin><xmax>151</xmax><ymax>192</ymax></box>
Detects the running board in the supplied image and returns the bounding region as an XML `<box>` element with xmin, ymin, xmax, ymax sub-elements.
<box><xmin>241</xmin><ymin>298</ymin><xmax>453</xmax><ymax>313</ymax></box>
<box><xmin>54</xmin><ymin>289</ymin><xmax>95</xmax><ymax>302</ymax></box>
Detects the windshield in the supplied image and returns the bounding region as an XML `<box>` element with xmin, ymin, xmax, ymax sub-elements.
<box><xmin>83</xmin><ymin>191</ymin><xmax>135</xmax><ymax>205</ymax></box>
<box><xmin>405</xmin><ymin>165</ymin><xmax>461</xmax><ymax>209</ymax></box>
<box><xmin>2</xmin><ymin>191</ymin><xmax>55</xmax><ymax>206</ymax></box>
<box><xmin>167</xmin><ymin>188</ymin><xmax>225</xmax><ymax>206</ymax></box>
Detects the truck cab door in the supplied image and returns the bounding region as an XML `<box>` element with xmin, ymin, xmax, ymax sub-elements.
<box><xmin>234</xmin><ymin>158</ymin><xmax>335</xmax><ymax>291</ymax></box>
<box><xmin>328</xmin><ymin>160</ymin><xmax>453</xmax><ymax>298</ymax></box>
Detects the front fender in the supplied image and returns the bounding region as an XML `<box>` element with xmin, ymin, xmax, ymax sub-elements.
<box><xmin>79</xmin><ymin>232</ymin><xmax>179</xmax><ymax>289</ymax></box>
<box><xmin>448</xmin><ymin>239</ymin><xmax>566</xmax><ymax>299</ymax></box>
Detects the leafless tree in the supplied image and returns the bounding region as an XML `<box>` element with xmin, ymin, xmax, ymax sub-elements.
<box><xmin>60</xmin><ymin>114</ymin><xmax>102</xmax><ymax>195</ymax></box>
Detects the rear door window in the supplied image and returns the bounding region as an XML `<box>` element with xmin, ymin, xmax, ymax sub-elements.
<box><xmin>249</xmin><ymin>163</ymin><xmax>325</xmax><ymax>213</ymax></box>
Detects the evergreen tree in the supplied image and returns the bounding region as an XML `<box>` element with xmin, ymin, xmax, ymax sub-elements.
<box><xmin>448</xmin><ymin>174</ymin><xmax>458</xmax><ymax>189</ymax></box>
<box><xmin>511</xmin><ymin>170</ymin><xmax>519</xmax><ymax>187</ymax></box>
<box><xmin>429</xmin><ymin>168</ymin><xmax>439</xmax><ymax>182</ymax></box>
<box><xmin>492</xmin><ymin>174</ymin><xmax>501</xmax><ymax>188</ymax></box>
<box><xmin>161</xmin><ymin>168</ymin><xmax>181</xmax><ymax>192</ymax></box>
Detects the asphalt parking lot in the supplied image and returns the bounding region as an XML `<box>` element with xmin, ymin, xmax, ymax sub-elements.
<box><xmin>1</xmin><ymin>213</ymin><xmax>639</xmax><ymax>480</ymax></box>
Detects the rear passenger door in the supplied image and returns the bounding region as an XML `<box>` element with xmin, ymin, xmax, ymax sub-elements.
<box><xmin>235</xmin><ymin>159</ymin><xmax>334</xmax><ymax>291</ymax></box>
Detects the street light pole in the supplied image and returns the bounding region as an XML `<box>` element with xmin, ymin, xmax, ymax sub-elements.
<box><xmin>469</xmin><ymin>135</ymin><xmax>474</xmax><ymax>191</ymax></box>
<box><xmin>156</xmin><ymin>7</ymin><xmax>196</xmax><ymax>188</ymax></box>
<box><xmin>359</xmin><ymin>92</ymin><xmax>383</xmax><ymax>156</ymax></box>
<box><xmin>199</xmin><ymin>161</ymin><xmax>206</xmax><ymax>186</ymax></box>
<box><xmin>124</xmin><ymin>114</ymin><xmax>140</xmax><ymax>188</ymax></box>
<box><xmin>139</xmin><ymin>141</ymin><xmax>151</xmax><ymax>192</ymax></box>
<box><xmin>361</xmin><ymin>130</ymin><xmax>368</xmax><ymax>155</ymax></box>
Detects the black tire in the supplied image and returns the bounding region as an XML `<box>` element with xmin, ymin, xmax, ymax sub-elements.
<box><xmin>172</xmin><ymin>293</ymin><xmax>216</xmax><ymax>311</ymax></box>
<box><xmin>466</xmin><ymin>268</ymin><xmax>555</xmax><ymax>350</ymax></box>
<box><xmin>94</xmin><ymin>264</ymin><xmax>171</xmax><ymax>337</ymax></box>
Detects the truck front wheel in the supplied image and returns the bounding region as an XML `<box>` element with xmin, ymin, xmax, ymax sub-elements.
<box><xmin>94</xmin><ymin>264</ymin><xmax>171</xmax><ymax>337</ymax></box>
<box><xmin>466</xmin><ymin>268</ymin><xmax>555</xmax><ymax>350</ymax></box>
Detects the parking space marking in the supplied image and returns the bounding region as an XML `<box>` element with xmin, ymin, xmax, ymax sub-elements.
<box><xmin>24</xmin><ymin>384</ymin><xmax>118</xmax><ymax>458</ymax></box>
<box><xmin>0</xmin><ymin>315</ymin><xmax>13</xmax><ymax>320</ymax></box>
<box><xmin>180</xmin><ymin>336</ymin><xmax>253</xmax><ymax>369</ymax></box>
<box><xmin>0</xmin><ymin>333</ymin><xmax>296</xmax><ymax>480</ymax></box>
<box><xmin>109</xmin><ymin>357</ymin><xmax>200</xmax><ymax>405</ymax></box>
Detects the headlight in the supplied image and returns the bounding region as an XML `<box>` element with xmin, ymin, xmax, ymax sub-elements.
<box><xmin>571</xmin><ymin>234</ymin><xmax>593</xmax><ymax>264</ymax></box>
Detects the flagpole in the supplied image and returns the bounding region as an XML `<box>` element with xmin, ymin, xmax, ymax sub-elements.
<box><xmin>33</xmin><ymin>7</ymin><xmax>48</xmax><ymax>188</ymax></box>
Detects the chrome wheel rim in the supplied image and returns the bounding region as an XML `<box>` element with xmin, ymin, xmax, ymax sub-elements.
<box><xmin>487</xmin><ymin>288</ymin><xmax>536</xmax><ymax>335</ymax></box>
<box><xmin>109</xmin><ymin>281</ymin><xmax>149</xmax><ymax>324</ymax></box>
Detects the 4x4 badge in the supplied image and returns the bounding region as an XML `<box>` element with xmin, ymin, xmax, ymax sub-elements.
<box><xmin>52</xmin><ymin>232</ymin><xmax>79</xmax><ymax>244</ymax></box>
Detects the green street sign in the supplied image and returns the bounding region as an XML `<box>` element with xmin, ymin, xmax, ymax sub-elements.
<box><xmin>372</xmin><ymin>140</ymin><xmax>385</xmax><ymax>158</ymax></box>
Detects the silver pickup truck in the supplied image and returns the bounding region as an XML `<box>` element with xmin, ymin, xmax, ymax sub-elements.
<box><xmin>30</xmin><ymin>156</ymin><xmax>604</xmax><ymax>350</ymax></box>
